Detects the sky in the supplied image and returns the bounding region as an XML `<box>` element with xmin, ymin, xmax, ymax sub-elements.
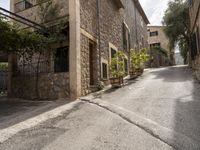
<box><xmin>139</xmin><ymin>0</ymin><xmax>170</xmax><ymax>25</ymax></box>
<box><xmin>0</xmin><ymin>0</ymin><xmax>10</xmax><ymax>10</ymax></box>
<box><xmin>0</xmin><ymin>0</ymin><xmax>169</xmax><ymax>25</ymax></box>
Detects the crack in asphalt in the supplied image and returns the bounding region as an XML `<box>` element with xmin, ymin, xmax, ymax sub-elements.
<box><xmin>80</xmin><ymin>99</ymin><xmax>177</xmax><ymax>150</ymax></box>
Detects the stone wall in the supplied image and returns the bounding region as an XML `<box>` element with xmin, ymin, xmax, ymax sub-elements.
<box><xmin>193</xmin><ymin>56</ymin><xmax>200</xmax><ymax>81</ymax></box>
<box><xmin>11</xmin><ymin>73</ymin><xmax>69</xmax><ymax>100</ymax></box>
<box><xmin>189</xmin><ymin>1</ymin><xmax>200</xmax><ymax>81</ymax></box>
<box><xmin>80</xmin><ymin>34</ymin><xmax>99</xmax><ymax>95</ymax></box>
<box><xmin>79</xmin><ymin>0</ymin><xmax>149</xmax><ymax>95</ymax></box>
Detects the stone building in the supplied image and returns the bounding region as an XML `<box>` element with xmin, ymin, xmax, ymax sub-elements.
<box><xmin>9</xmin><ymin>0</ymin><xmax>149</xmax><ymax>99</ymax></box>
<box><xmin>189</xmin><ymin>0</ymin><xmax>200</xmax><ymax>80</ymax></box>
<box><xmin>147</xmin><ymin>26</ymin><xmax>174</xmax><ymax>67</ymax></box>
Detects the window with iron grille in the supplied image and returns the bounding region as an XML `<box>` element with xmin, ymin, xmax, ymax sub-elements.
<box><xmin>15</xmin><ymin>0</ymin><xmax>33</xmax><ymax>12</ymax></box>
<box><xmin>54</xmin><ymin>47</ymin><xmax>69</xmax><ymax>73</ymax></box>
<box><xmin>102</xmin><ymin>63</ymin><xmax>108</xmax><ymax>79</ymax></box>
<box><xmin>150</xmin><ymin>31</ymin><xmax>158</xmax><ymax>37</ymax></box>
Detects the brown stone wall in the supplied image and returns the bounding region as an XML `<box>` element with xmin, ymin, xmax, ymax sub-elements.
<box><xmin>189</xmin><ymin>0</ymin><xmax>200</xmax><ymax>31</ymax></box>
<box><xmin>99</xmin><ymin>0</ymin><xmax>124</xmax><ymax>59</ymax></box>
<box><xmin>12</xmin><ymin>73</ymin><xmax>69</xmax><ymax>99</ymax></box>
<box><xmin>123</xmin><ymin>0</ymin><xmax>148</xmax><ymax>49</ymax></box>
<box><xmin>80</xmin><ymin>0</ymin><xmax>98</xmax><ymax>38</ymax></box>
<box><xmin>79</xmin><ymin>0</ymin><xmax>149</xmax><ymax>95</ymax></box>
<box><xmin>80</xmin><ymin>0</ymin><xmax>125</xmax><ymax>95</ymax></box>
<box><xmin>189</xmin><ymin>1</ymin><xmax>200</xmax><ymax>81</ymax></box>
<box><xmin>194</xmin><ymin>56</ymin><xmax>200</xmax><ymax>81</ymax></box>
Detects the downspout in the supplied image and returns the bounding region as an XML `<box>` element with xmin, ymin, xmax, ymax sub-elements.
<box><xmin>97</xmin><ymin>0</ymin><xmax>101</xmax><ymax>80</ymax></box>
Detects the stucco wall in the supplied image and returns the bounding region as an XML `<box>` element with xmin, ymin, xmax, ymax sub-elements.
<box><xmin>148</xmin><ymin>26</ymin><xmax>170</xmax><ymax>55</ymax></box>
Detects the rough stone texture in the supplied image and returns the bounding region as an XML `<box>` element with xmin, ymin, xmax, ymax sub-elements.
<box><xmin>11</xmin><ymin>73</ymin><xmax>69</xmax><ymax>100</ymax></box>
<box><xmin>193</xmin><ymin>56</ymin><xmax>200</xmax><ymax>81</ymax></box>
<box><xmin>189</xmin><ymin>0</ymin><xmax>200</xmax><ymax>81</ymax></box>
<box><xmin>11</xmin><ymin>0</ymin><xmax>69</xmax><ymax>28</ymax></box>
<box><xmin>80</xmin><ymin>0</ymin><xmax>149</xmax><ymax>95</ymax></box>
<box><xmin>123</xmin><ymin>0</ymin><xmax>148</xmax><ymax>49</ymax></box>
<box><xmin>80</xmin><ymin>34</ymin><xmax>99</xmax><ymax>96</ymax></box>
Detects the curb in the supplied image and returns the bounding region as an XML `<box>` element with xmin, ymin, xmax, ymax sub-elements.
<box><xmin>0</xmin><ymin>100</ymin><xmax>82</xmax><ymax>144</ymax></box>
<box><xmin>81</xmin><ymin>98</ymin><xmax>200</xmax><ymax>150</ymax></box>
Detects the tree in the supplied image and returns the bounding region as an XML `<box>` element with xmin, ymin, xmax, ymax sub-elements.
<box><xmin>0</xmin><ymin>16</ymin><xmax>49</xmax><ymax>58</ymax></box>
<box><xmin>162</xmin><ymin>0</ymin><xmax>190</xmax><ymax>64</ymax></box>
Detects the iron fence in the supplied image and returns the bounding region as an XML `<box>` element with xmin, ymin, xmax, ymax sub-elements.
<box><xmin>15</xmin><ymin>56</ymin><xmax>70</xmax><ymax>77</ymax></box>
<box><xmin>0</xmin><ymin>70</ymin><xmax>8</xmax><ymax>96</ymax></box>
<box><xmin>16</xmin><ymin>60</ymin><xmax>54</xmax><ymax>76</ymax></box>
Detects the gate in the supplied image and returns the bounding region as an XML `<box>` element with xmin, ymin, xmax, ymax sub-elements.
<box><xmin>0</xmin><ymin>69</ymin><xmax>8</xmax><ymax>96</ymax></box>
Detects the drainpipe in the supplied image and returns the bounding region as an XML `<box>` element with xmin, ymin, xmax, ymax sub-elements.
<box><xmin>97</xmin><ymin>0</ymin><xmax>101</xmax><ymax>80</ymax></box>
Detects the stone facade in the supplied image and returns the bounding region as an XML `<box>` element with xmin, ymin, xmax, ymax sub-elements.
<box><xmin>10</xmin><ymin>0</ymin><xmax>149</xmax><ymax>98</ymax></box>
<box><xmin>12</xmin><ymin>73</ymin><xmax>69</xmax><ymax>99</ymax></box>
<box><xmin>189</xmin><ymin>0</ymin><xmax>200</xmax><ymax>81</ymax></box>
<box><xmin>147</xmin><ymin>26</ymin><xmax>173</xmax><ymax>67</ymax></box>
<box><xmin>79</xmin><ymin>0</ymin><xmax>149</xmax><ymax>95</ymax></box>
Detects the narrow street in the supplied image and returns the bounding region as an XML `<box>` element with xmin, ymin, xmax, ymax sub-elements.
<box><xmin>0</xmin><ymin>66</ymin><xmax>200</xmax><ymax>150</ymax></box>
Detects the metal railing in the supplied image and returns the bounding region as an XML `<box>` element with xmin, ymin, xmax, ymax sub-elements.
<box><xmin>16</xmin><ymin>60</ymin><xmax>54</xmax><ymax>76</ymax></box>
<box><xmin>15</xmin><ymin>59</ymin><xmax>69</xmax><ymax>76</ymax></box>
<box><xmin>0</xmin><ymin>70</ymin><xmax>8</xmax><ymax>96</ymax></box>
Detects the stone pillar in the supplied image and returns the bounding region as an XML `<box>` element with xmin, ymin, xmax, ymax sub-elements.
<box><xmin>69</xmin><ymin>0</ymin><xmax>81</xmax><ymax>99</ymax></box>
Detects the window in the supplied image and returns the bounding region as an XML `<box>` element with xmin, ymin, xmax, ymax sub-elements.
<box><xmin>142</xmin><ymin>37</ymin><xmax>144</xmax><ymax>47</ymax></box>
<box><xmin>122</xmin><ymin>23</ymin><xmax>130</xmax><ymax>51</ymax></box>
<box><xmin>150</xmin><ymin>31</ymin><xmax>158</xmax><ymax>37</ymax></box>
<box><xmin>15</xmin><ymin>0</ymin><xmax>33</xmax><ymax>12</ymax></box>
<box><xmin>102</xmin><ymin>63</ymin><xmax>108</xmax><ymax>79</ymax></box>
<box><xmin>197</xmin><ymin>27</ymin><xmax>200</xmax><ymax>53</ymax></box>
<box><xmin>150</xmin><ymin>43</ymin><xmax>161</xmax><ymax>49</ymax></box>
<box><xmin>141</xmin><ymin>18</ymin><xmax>144</xmax><ymax>27</ymax></box>
<box><xmin>124</xmin><ymin>59</ymin><xmax>128</xmax><ymax>73</ymax></box>
<box><xmin>111</xmin><ymin>48</ymin><xmax>117</xmax><ymax>70</ymax></box>
<box><xmin>188</xmin><ymin>0</ymin><xmax>193</xmax><ymax>6</ymax></box>
<box><xmin>191</xmin><ymin>33</ymin><xmax>198</xmax><ymax>60</ymax></box>
<box><xmin>54</xmin><ymin>47</ymin><xmax>69</xmax><ymax>73</ymax></box>
<box><xmin>111</xmin><ymin>48</ymin><xmax>117</xmax><ymax>59</ymax></box>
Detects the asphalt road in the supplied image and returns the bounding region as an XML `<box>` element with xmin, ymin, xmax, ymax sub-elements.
<box><xmin>0</xmin><ymin>66</ymin><xmax>199</xmax><ymax>150</ymax></box>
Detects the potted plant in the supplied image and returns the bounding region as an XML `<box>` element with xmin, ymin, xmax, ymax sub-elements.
<box><xmin>130</xmin><ymin>48</ymin><xmax>149</xmax><ymax>78</ymax></box>
<box><xmin>110</xmin><ymin>51</ymin><xmax>125</xmax><ymax>87</ymax></box>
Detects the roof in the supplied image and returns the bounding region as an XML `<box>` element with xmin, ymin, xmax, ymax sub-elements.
<box><xmin>132</xmin><ymin>0</ymin><xmax>150</xmax><ymax>24</ymax></box>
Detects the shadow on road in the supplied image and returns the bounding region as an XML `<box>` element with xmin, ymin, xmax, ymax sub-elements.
<box><xmin>0</xmin><ymin>99</ymin><xmax>71</xmax><ymax>130</ymax></box>
<box><xmin>151</xmin><ymin>66</ymin><xmax>200</xmax><ymax>144</ymax></box>
<box><xmin>150</xmin><ymin>66</ymin><xmax>193</xmax><ymax>82</ymax></box>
